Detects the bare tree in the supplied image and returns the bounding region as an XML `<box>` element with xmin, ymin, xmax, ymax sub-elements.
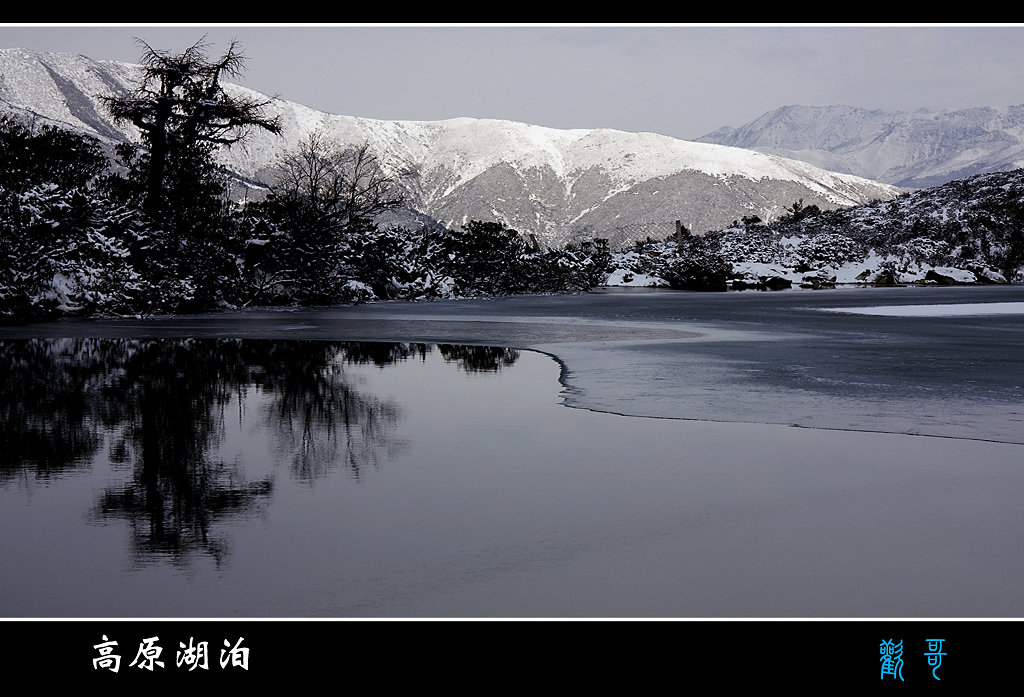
<box><xmin>273</xmin><ymin>129</ymin><xmax>413</xmax><ymax>226</ymax></box>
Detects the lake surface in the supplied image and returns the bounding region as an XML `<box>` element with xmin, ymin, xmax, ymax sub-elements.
<box><xmin>2</xmin><ymin>286</ymin><xmax>1023</xmax><ymax>617</ymax></box>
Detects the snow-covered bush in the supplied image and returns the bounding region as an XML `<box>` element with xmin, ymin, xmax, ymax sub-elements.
<box><xmin>711</xmin><ymin>224</ymin><xmax>785</xmax><ymax>265</ymax></box>
<box><xmin>660</xmin><ymin>236</ymin><xmax>731</xmax><ymax>291</ymax></box>
<box><xmin>895</xmin><ymin>237</ymin><xmax>949</xmax><ymax>264</ymax></box>
<box><xmin>0</xmin><ymin>184</ymin><xmax>156</xmax><ymax>321</ymax></box>
<box><xmin>794</xmin><ymin>233</ymin><xmax>865</xmax><ymax>270</ymax></box>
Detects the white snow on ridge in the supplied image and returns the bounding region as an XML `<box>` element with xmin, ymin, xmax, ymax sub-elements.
<box><xmin>211</xmin><ymin>78</ymin><xmax>900</xmax><ymax>202</ymax></box>
<box><xmin>820</xmin><ymin>302</ymin><xmax>1024</xmax><ymax>317</ymax></box>
<box><xmin>0</xmin><ymin>47</ymin><xmax>903</xmax><ymax>235</ymax></box>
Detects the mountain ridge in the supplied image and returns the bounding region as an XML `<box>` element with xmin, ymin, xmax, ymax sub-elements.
<box><xmin>0</xmin><ymin>47</ymin><xmax>901</xmax><ymax>248</ymax></box>
<box><xmin>697</xmin><ymin>103</ymin><xmax>1024</xmax><ymax>189</ymax></box>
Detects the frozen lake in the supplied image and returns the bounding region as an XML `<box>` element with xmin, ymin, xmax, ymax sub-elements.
<box><xmin>1</xmin><ymin>285</ymin><xmax>1023</xmax><ymax>617</ymax></box>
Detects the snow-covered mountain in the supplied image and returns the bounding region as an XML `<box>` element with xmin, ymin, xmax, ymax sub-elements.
<box><xmin>0</xmin><ymin>48</ymin><xmax>901</xmax><ymax>248</ymax></box>
<box><xmin>697</xmin><ymin>104</ymin><xmax>1024</xmax><ymax>190</ymax></box>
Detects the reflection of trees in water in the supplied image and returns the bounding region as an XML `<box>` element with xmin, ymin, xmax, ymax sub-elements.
<box><xmin>0</xmin><ymin>338</ymin><xmax>520</xmax><ymax>565</ymax></box>
<box><xmin>245</xmin><ymin>341</ymin><xmax>409</xmax><ymax>483</ymax></box>
<box><xmin>342</xmin><ymin>342</ymin><xmax>430</xmax><ymax>368</ymax></box>
<box><xmin>438</xmin><ymin>344</ymin><xmax>520</xmax><ymax>372</ymax></box>
<box><xmin>90</xmin><ymin>339</ymin><xmax>409</xmax><ymax>564</ymax></box>
<box><xmin>93</xmin><ymin>339</ymin><xmax>277</xmax><ymax>567</ymax></box>
<box><xmin>0</xmin><ymin>339</ymin><xmax>109</xmax><ymax>482</ymax></box>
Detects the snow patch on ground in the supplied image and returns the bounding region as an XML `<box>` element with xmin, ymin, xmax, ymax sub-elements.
<box><xmin>820</xmin><ymin>302</ymin><xmax>1024</xmax><ymax>316</ymax></box>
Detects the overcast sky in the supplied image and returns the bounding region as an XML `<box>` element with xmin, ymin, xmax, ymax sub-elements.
<box><xmin>2</xmin><ymin>24</ymin><xmax>1023</xmax><ymax>141</ymax></box>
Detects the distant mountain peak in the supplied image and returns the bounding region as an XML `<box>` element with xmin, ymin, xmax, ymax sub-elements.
<box><xmin>697</xmin><ymin>103</ymin><xmax>1024</xmax><ymax>189</ymax></box>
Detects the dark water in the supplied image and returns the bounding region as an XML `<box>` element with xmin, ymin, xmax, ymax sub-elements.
<box><xmin>3</xmin><ymin>328</ymin><xmax>1024</xmax><ymax>618</ymax></box>
<box><xmin>14</xmin><ymin>284</ymin><xmax>1020</xmax><ymax>442</ymax></box>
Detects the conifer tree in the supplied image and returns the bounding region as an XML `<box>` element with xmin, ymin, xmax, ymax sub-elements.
<box><xmin>103</xmin><ymin>37</ymin><xmax>281</xmax><ymax>220</ymax></box>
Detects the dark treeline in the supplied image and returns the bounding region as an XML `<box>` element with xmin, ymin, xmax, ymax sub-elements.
<box><xmin>0</xmin><ymin>40</ymin><xmax>611</xmax><ymax>325</ymax></box>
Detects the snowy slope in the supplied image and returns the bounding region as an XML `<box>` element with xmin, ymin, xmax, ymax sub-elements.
<box><xmin>698</xmin><ymin>104</ymin><xmax>1024</xmax><ymax>189</ymax></box>
<box><xmin>0</xmin><ymin>48</ymin><xmax>902</xmax><ymax>248</ymax></box>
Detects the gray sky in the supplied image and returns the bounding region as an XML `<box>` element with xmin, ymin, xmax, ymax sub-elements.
<box><xmin>2</xmin><ymin>24</ymin><xmax>1024</xmax><ymax>140</ymax></box>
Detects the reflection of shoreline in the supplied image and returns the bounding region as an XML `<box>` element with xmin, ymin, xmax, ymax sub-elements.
<box><xmin>0</xmin><ymin>339</ymin><xmax>520</xmax><ymax>568</ymax></box>
<box><xmin>438</xmin><ymin>344</ymin><xmax>519</xmax><ymax>372</ymax></box>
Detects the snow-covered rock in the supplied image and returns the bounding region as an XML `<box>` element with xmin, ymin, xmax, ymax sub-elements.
<box><xmin>605</xmin><ymin>268</ymin><xmax>669</xmax><ymax>287</ymax></box>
